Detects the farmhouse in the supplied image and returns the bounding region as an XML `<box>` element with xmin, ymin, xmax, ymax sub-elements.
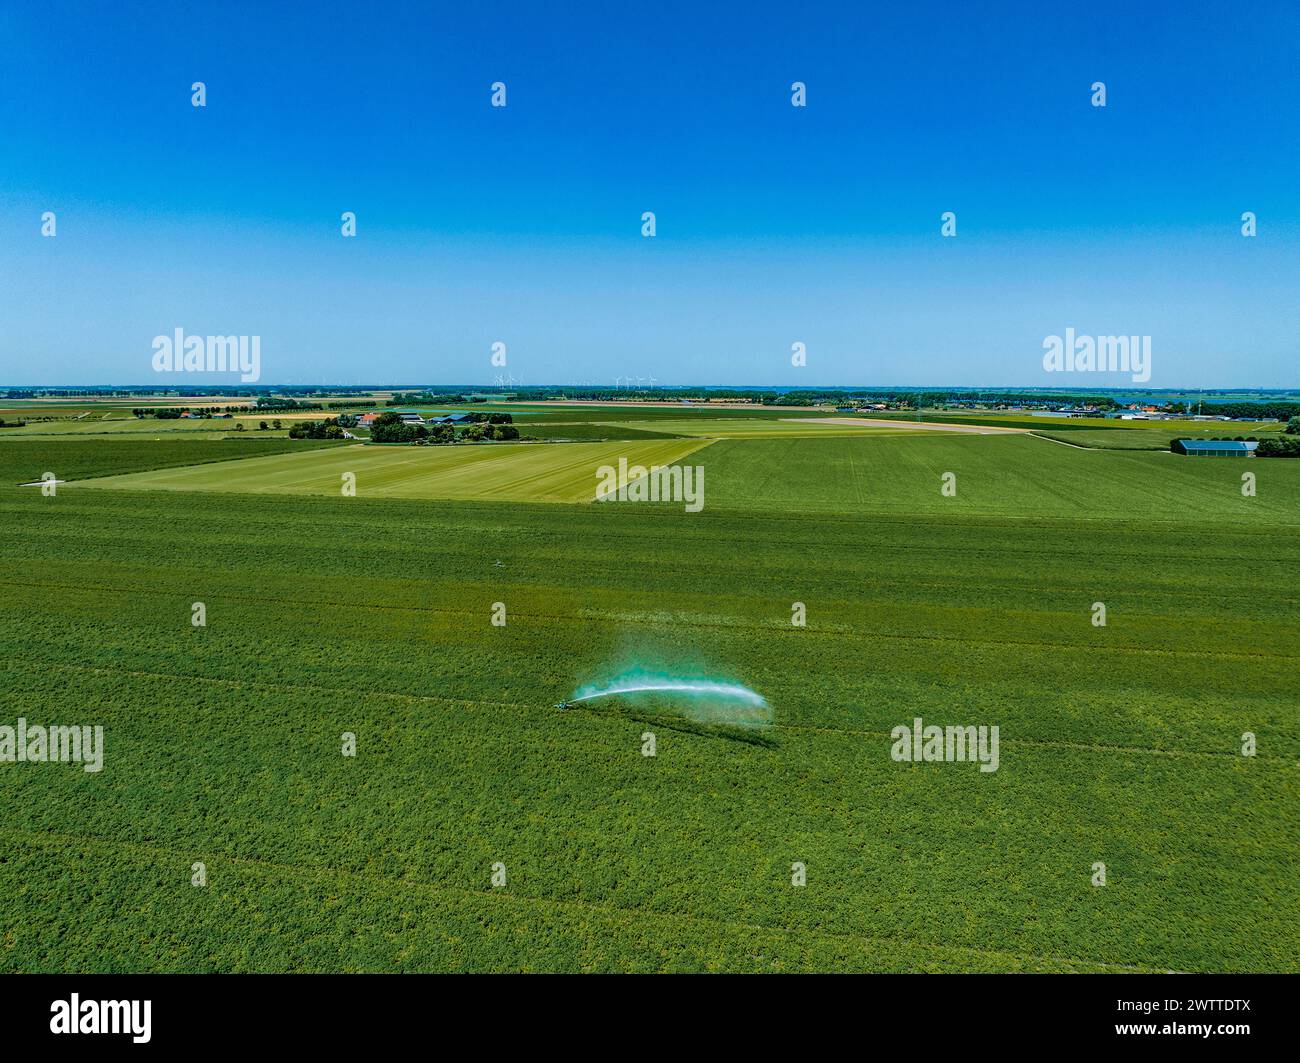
<box><xmin>1172</xmin><ymin>439</ymin><xmax>1257</xmax><ymax>457</ymax></box>
<box><xmin>357</xmin><ymin>412</ymin><xmax>379</xmax><ymax>426</ymax></box>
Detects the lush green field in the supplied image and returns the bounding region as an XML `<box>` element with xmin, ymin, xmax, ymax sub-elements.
<box><xmin>74</xmin><ymin>438</ymin><xmax>712</xmax><ymax>503</ymax></box>
<box><xmin>855</xmin><ymin>411</ymin><xmax>1285</xmax><ymax>450</ymax></box>
<box><xmin>699</xmin><ymin>434</ymin><xmax>1300</xmax><ymax>521</ymax></box>
<box><xmin>1032</xmin><ymin>424</ymin><xmax>1282</xmax><ymax>451</ymax></box>
<box><xmin>519</xmin><ymin>422</ymin><xmax>686</xmax><ymax>441</ymax></box>
<box><xmin>0</xmin><ymin>421</ymin><xmax>1295</xmax><ymax>973</ymax></box>
<box><xmin>617</xmin><ymin>418</ymin><xmax>925</xmax><ymax>439</ymax></box>
<box><xmin>2</xmin><ymin>416</ymin><xmax>295</xmax><ymax>439</ymax></box>
<box><xmin>457</xmin><ymin>403</ymin><xmax>835</xmax><ymax>423</ymax></box>
<box><xmin>0</xmin><ymin>436</ymin><xmax>344</xmax><ymax>484</ymax></box>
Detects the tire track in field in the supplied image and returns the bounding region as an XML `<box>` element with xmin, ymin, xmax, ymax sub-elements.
<box><xmin>0</xmin><ymin>826</ymin><xmax>1168</xmax><ymax>973</ymax></box>
<box><xmin>14</xmin><ymin>660</ymin><xmax>1296</xmax><ymax>763</ymax></box>
<box><xmin>1028</xmin><ymin>432</ymin><xmax>1094</xmax><ymax>450</ymax></box>
<box><xmin>3</xmin><ymin>578</ymin><xmax>1295</xmax><ymax>665</ymax></box>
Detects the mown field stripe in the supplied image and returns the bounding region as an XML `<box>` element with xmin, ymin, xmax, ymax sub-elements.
<box><xmin>0</xmin><ymin>826</ymin><xmax>1164</xmax><ymax>972</ymax></box>
<box><xmin>70</xmin><ymin>438</ymin><xmax>716</xmax><ymax>504</ymax></box>
<box><xmin>17</xmin><ymin>659</ymin><xmax>1294</xmax><ymax>764</ymax></box>
<box><xmin>3</xmin><ymin>577</ymin><xmax>1293</xmax><ymax>666</ymax></box>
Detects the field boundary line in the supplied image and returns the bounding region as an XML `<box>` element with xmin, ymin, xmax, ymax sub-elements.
<box><xmin>4</xmin><ymin>580</ymin><xmax>1294</xmax><ymax>664</ymax></box>
<box><xmin>20</xmin><ymin>661</ymin><xmax>1298</xmax><ymax>764</ymax></box>
<box><xmin>1028</xmin><ymin>432</ymin><xmax>1096</xmax><ymax>450</ymax></box>
<box><xmin>7</xmin><ymin>491</ymin><xmax>1300</xmax><ymax>528</ymax></box>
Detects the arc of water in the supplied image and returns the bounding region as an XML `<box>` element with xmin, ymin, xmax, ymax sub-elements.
<box><xmin>559</xmin><ymin>679</ymin><xmax>767</xmax><ymax>709</ymax></box>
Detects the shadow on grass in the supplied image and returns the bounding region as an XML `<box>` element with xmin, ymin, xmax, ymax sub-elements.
<box><xmin>563</xmin><ymin>700</ymin><xmax>779</xmax><ymax>749</ymax></box>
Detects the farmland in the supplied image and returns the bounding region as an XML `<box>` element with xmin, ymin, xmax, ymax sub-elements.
<box><xmin>67</xmin><ymin>429</ymin><xmax>1300</xmax><ymax>522</ymax></box>
<box><xmin>0</xmin><ymin>436</ymin><xmax>345</xmax><ymax>484</ymax></box>
<box><xmin>700</xmin><ymin>434</ymin><xmax>1300</xmax><ymax>520</ymax></box>
<box><xmin>0</xmin><ymin>407</ymin><xmax>1296</xmax><ymax>973</ymax></box>
<box><xmin>74</xmin><ymin>438</ymin><xmax>712</xmax><ymax>503</ymax></box>
<box><xmin>858</xmin><ymin>411</ymin><xmax>1287</xmax><ymax>451</ymax></box>
<box><xmin>614</xmin><ymin>417</ymin><xmax>925</xmax><ymax>438</ymax></box>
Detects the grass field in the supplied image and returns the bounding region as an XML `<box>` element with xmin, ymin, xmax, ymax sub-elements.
<box><xmin>74</xmin><ymin>438</ymin><xmax>712</xmax><ymax>503</ymax></box>
<box><xmin>617</xmin><ymin>418</ymin><xmax>925</xmax><ymax>438</ymax></box>
<box><xmin>0</xmin><ymin>436</ymin><xmax>345</xmax><ymax>483</ymax></box>
<box><xmin>519</xmin><ymin>422</ymin><xmax>686</xmax><ymax>441</ymax></box>
<box><xmin>1031</xmin><ymin>425</ymin><xmax>1281</xmax><ymax>450</ymax></box>
<box><xmin>1</xmin><ymin>406</ymin><xmax>1296</xmax><ymax>973</ymax></box>
<box><xmin>4</xmin><ymin>415</ymin><xmax>313</xmax><ymax>438</ymax></box>
<box><xmin>851</xmin><ymin>411</ymin><xmax>1285</xmax><ymax>449</ymax></box>
<box><xmin>700</xmin><ymin>434</ymin><xmax>1300</xmax><ymax>521</ymax></box>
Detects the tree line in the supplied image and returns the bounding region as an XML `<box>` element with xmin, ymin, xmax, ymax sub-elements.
<box><xmin>368</xmin><ymin>412</ymin><xmax>518</xmax><ymax>444</ymax></box>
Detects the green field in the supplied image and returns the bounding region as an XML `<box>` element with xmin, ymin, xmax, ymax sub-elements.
<box><xmin>0</xmin><ymin>436</ymin><xmax>346</xmax><ymax>483</ymax></box>
<box><xmin>617</xmin><ymin>417</ymin><xmax>926</xmax><ymax>438</ymax></box>
<box><xmin>1032</xmin><ymin>424</ymin><xmax>1282</xmax><ymax>450</ymax></box>
<box><xmin>1</xmin><ymin>404</ymin><xmax>1296</xmax><ymax>973</ymax></box>
<box><xmin>700</xmin><ymin>434</ymin><xmax>1300</xmax><ymax>520</ymax></box>
<box><xmin>2</xmin><ymin>416</ymin><xmax>290</xmax><ymax>439</ymax></box>
<box><xmin>519</xmin><ymin>422</ymin><xmax>686</xmax><ymax>441</ymax></box>
<box><xmin>74</xmin><ymin>438</ymin><xmax>713</xmax><ymax>503</ymax></box>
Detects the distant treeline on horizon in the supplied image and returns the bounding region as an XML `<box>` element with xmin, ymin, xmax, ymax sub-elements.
<box><xmin>5</xmin><ymin>384</ymin><xmax>1298</xmax><ymax>421</ymax></box>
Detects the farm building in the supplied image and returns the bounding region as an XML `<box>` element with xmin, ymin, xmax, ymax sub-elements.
<box><xmin>1172</xmin><ymin>439</ymin><xmax>1257</xmax><ymax>457</ymax></box>
<box><xmin>429</xmin><ymin>413</ymin><xmax>475</xmax><ymax>425</ymax></box>
<box><xmin>398</xmin><ymin>413</ymin><xmax>425</xmax><ymax>424</ymax></box>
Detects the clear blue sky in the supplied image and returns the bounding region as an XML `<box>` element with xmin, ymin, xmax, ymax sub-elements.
<box><xmin>1</xmin><ymin>0</ymin><xmax>1297</xmax><ymax>388</ymax></box>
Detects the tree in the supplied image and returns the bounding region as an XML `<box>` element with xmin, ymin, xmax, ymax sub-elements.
<box><xmin>1257</xmin><ymin>437</ymin><xmax>1300</xmax><ymax>457</ymax></box>
<box><xmin>288</xmin><ymin>417</ymin><xmax>346</xmax><ymax>440</ymax></box>
<box><xmin>370</xmin><ymin>415</ymin><xmax>428</xmax><ymax>443</ymax></box>
<box><xmin>259</xmin><ymin>420</ymin><xmax>268</xmax><ymax>430</ymax></box>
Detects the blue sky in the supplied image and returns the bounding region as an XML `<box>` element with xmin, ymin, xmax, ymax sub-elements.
<box><xmin>1</xmin><ymin>0</ymin><xmax>1297</xmax><ymax>387</ymax></box>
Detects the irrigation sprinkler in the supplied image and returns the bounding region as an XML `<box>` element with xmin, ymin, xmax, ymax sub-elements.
<box><xmin>554</xmin><ymin>678</ymin><xmax>768</xmax><ymax>717</ymax></box>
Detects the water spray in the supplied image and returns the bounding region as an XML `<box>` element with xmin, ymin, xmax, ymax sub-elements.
<box><xmin>556</xmin><ymin>672</ymin><xmax>770</xmax><ymax>726</ymax></box>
